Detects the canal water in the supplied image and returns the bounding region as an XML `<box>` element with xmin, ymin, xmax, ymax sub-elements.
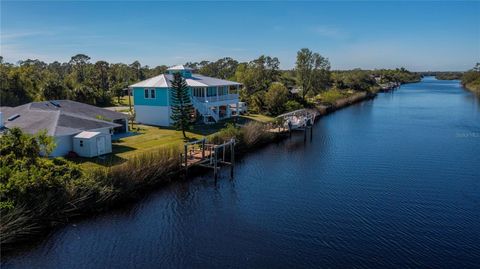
<box><xmin>3</xmin><ymin>77</ymin><xmax>480</xmax><ymax>268</ymax></box>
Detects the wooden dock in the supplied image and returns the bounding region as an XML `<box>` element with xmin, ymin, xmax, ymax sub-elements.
<box><xmin>267</xmin><ymin>126</ymin><xmax>289</xmax><ymax>133</ymax></box>
<box><xmin>180</xmin><ymin>138</ymin><xmax>235</xmax><ymax>180</ymax></box>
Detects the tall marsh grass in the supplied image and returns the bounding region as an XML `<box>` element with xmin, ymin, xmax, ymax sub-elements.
<box><xmin>2</xmin><ymin>122</ymin><xmax>276</xmax><ymax>252</ymax></box>
<box><xmin>209</xmin><ymin>122</ymin><xmax>274</xmax><ymax>151</ymax></box>
<box><xmin>1</xmin><ymin>146</ymin><xmax>181</xmax><ymax>252</ymax></box>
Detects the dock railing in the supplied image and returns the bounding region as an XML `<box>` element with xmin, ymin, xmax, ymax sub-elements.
<box><xmin>273</xmin><ymin>109</ymin><xmax>317</xmax><ymax>141</ymax></box>
<box><xmin>277</xmin><ymin>109</ymin><xmax>317</xmax><ymax>130</ymax></box>
<box><xmin>181</xmin><ymin>137</ymin><xmax>236</xmax><ymax>180</ymax></box>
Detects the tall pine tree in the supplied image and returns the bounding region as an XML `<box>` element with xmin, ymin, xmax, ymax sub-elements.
<box><xmin>170</xmin><ymin>72</ymin><xmax>194</xmax><ymax>138</ymax></box>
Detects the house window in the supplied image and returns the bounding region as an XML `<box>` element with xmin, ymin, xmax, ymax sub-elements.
<box><xmin>207</xmin><ymin>87</ymin><xmax>216</xmax><ymax>97</ymax></box>
<box><xmin>80</xmin><ymin>140</ymin><xmax>84</xmax><ymax>147</ymax></box>
<box><xmin>144</xmin><ymin>88</ymin><xmax>156</xmax><ymax>99</ymax></box>
<box><xmin>193</xmin><ymin>87</ymin><xmax>204</xmax><ymax>97</ymax></box>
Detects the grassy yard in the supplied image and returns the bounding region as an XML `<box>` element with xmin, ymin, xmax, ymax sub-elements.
<box><xmin>314</xmin><ymin>89</ymin><xmax>353</xmax><ymax>105</ymax></box>
<box><xmin>241</xmin><ymin>113</ymin><xmax>274</xmax><ymax>123</ymax></box>
<box><xmin>112</xmin><ymin>95</ymin><xmax>133</xmax><ymax>107</ymax></box>
<box><xmin>74</xmin><ymin>114</ymin><xmax>273</xmax><ymax>169</ymax></box>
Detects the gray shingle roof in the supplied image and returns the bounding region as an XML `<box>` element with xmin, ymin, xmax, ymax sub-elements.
<box><xmin>29</xmin><ymin>100</ymin><xmax>127</xmax><ymax>121</ymax></box>
<box><xmin>0</xmin><ymin>100</ymin><xmax>125</xmax><ymax>136</ymax></box>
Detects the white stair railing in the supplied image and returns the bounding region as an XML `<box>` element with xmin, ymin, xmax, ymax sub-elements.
<box><xmin>192</xmin><ymin>97</ymin><xmax>219</xmax><ymax>123</ymax></box>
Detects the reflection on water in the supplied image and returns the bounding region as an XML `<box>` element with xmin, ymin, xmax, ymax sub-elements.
<box><xmin>3</xmin><ymin>78</ymin><xmax>480</xmax><ymax>268</ymax></box>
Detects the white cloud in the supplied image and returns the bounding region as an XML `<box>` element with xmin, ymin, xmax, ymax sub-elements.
<box><xmin>0</xmin><ymin>31</ymin><xmax>51</xmax><ymax>41</ymax></box>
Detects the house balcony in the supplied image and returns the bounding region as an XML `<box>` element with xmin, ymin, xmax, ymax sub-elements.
<box><xmin>192</xmin><ymin>94</ymin><xmax>240</xmax><ymax>124</ymax></box>
<box><xmin>192</xmin><ymin>94</ymin><xmax>239</xmax><ymax>104</ymax></box>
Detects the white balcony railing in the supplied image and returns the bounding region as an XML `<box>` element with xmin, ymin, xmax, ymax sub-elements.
<box><xmin>191</xmin><ymin>96</ymin><xmax>219</xmax><ymax>123</ymax></box>
<box><xmin>192</xmin><ymin>94</ymin><xmax>239</xmax><ymax>103</ymax></box>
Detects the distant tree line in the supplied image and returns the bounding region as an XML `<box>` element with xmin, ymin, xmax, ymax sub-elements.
<box><xmin>436</xmin><ymin>72</ymin><xmax>463</xmax><ymax>80</ymax></box>
<box><xmin>417</xmin><ymin>71</ymin><xmax>464</xmax><ymax>80</ymax></box>
<box><xmin>0</xmin><ymin>55</ymin><xmax>167</xmax><ymax>107</ymax></box>
<box><xmin>185</xmin><ymin>51</ymin><xmax>421</xmax><ymax>115</ymax></box>
<box><xmin>1</xmin><ymin>50</ymin><xmax>423</xmax><ymax>116</ymax></box>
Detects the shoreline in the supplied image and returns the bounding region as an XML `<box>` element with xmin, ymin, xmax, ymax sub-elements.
<box><xmin>1</xmin><ymin>88</ymin><xmax>381</xmax><ymax>256</ymax></box>
<box><xmin>463</xmin><ymin>83</ymin><xmax>480</xmax><ymax>94</ymax></box>
<box><xmin>315</xmin><ymin>91</ymin><xmax>377</xmax><ymax>116</ymax></box>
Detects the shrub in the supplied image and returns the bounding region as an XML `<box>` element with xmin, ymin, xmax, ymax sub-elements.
<box><xmin>248</xmin><ymin>91</ymin><xmax>266</xmax><ymax>114</ymax></box>
<box><xmin>317</xmin><ymin>89</ymin><xmax>348</xmax><ymax>105</ymax></box>
<box><xmin>208</xmin><ymin>122</ymin><xmax>273</xmax><ymax>151</ymax></box>
<box><xmin>209</xmin><ymin>123</ymin><xmax>242</xmax><ymax>144</ymax></box>
<box><xmin>265</xmin><ymin>82</ymin><xmax>289</xmax><ymax>115</ymax></box>
<box><xmin>285</xmin><ymin>100</ymin><xmax>303</xmax><ymax>112</ymax></box>
<box><xmin>0</xmin><ymin>129</ymin><xmax>86</xmax><ymax>249</ymax></box>
<box><xmin>0</xmin><ymin>129</ymin><xmax>82</xmax><ymax>209</ymax></box>
<box><xmin>462</xmin><ymin>67</ymin><xmax>480</xmax><ymax>92</ymax></box>
<box><xmin>241</xmin><ymin>121</ymin><xmax>273</xmax><ymax>149</ymax></box>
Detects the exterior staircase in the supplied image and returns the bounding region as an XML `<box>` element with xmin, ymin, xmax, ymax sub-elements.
<box><xmin>192</xmin><ymin>97</ymin><xmax>219</xmax><ymax>124</ymax></box>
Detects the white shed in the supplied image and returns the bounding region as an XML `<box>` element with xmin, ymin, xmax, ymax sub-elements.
<box><xmin>73</xmin><ymin>131</ymin><xmax>112</xmax><ymax>158</ymax></box>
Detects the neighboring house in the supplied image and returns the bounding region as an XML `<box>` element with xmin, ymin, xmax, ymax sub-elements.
<box><xmin>0</xmin><ymin>100</ymin><xmax>128</xmax><ymax>157</ymax></box>
<box><xmin>129</xmin><ymin>65</ymin><xmax>242</xmax><ymax>126</ymax></box>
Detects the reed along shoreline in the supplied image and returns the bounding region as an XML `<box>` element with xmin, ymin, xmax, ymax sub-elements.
<box><xmin>0</xmin><ymin>89</ymin><xmax>380</xmax><ymax>256</ymax></box>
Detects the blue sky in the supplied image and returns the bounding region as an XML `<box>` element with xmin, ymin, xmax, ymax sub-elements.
<box><xmin>1</xmin><ymin>1</ymin><xmax>479</xmax><ymax>71</ymax></box>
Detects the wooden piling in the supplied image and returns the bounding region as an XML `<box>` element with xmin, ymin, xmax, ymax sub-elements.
<box><xmin>230</xmin><ymin>140</ymin><xmax>235</xmax><ymax>178</ymax></box>
<box><xmin>182</xmin><ymin>138</ymin><xmax>236</xmax><ymax>182</ymax></box>
<box><xmin>214</xmin><ymin>148</ymin><xmax>218</xmax><ymax>181</ymax></box>
<box><xmin>184</xmin><ymin>144</ymin><xmax>188</xmax><ymax>178</ymax></box>
<box><xmin>222</xmin><ymin>143</ymin><xmax>226</xmax><ymax>161</ymax></box>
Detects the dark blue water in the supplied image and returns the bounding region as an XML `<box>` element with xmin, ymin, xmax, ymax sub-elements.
<box><xmin>3</xmin><ymin>77</ymin><xmax>480</xmax><ymax>268</ymax></box>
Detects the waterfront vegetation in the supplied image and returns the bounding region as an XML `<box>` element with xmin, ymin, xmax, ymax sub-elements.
<box><xmin>421</xmin><ymin>65</ymin><xmax>480</xmax><ymax>93</ymax></box>
<box><xmin>1</xmin><ymin>49</ymin><xmax>421</xmax><ymax>116</ymax></box>
<box><xmin>0</xmin><ymin>121</ymin><xmax>273</xmax><ymax>251</ymax></box>
<box><xmin>315</xmin><ymin>89</ymin><xmax>353</xmax><ymax>105</ymax></box>
<box><xmin>433</xmin><ymin>72</ymin><xmax>463</xmax><ymax>80</ymax></box>
<box><xmin>461</xmin><ymin>63</ymin><xmax>480</xmax><ymax>93</ymax></box>
<box><xmin>0</xmin><ymin>48</ymin><xmax>431</xmax><ymax>251</ymax></box>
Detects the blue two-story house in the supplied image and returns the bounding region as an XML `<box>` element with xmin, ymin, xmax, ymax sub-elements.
<box><xmin>129</xmin><ymin>65</ymin><xmax>242</xmax><ymax>126</ymax></box>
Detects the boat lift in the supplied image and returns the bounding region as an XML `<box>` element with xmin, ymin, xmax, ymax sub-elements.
<box><xmin>276</xmin><ymin>109</ymin><xmax>317</xmax><ymax>142</ymax></box>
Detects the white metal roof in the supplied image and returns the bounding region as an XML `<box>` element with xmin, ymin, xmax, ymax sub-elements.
<box><xmin>74</xmin><ymin>131</ymin><xmax>101</xmax><ymax>139</ymax></box>
<box><xmin>129</xmin><ymin>74</ymin><xmax>241</xmax><ymax>88</ymax></box>
<box><xmin>130</xmin><ymin>74</ymin><xmax>172</xmax><ymax>88</ymax></box>
<box><xmin>167</xmin><ymin>65</ymin><xmax>192</xmax><ymax>71</ymax></box>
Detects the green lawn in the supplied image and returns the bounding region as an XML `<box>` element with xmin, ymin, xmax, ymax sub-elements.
<box><xmin>112</xmin><ymin>95</ymin><xmax>133</xmax><ymax>107</ymax></box>
<box><xmin>74</xmin><ymin>114</ymin><xmax>272</xmax><ymax>169</ymax></box>
<box><xmin>241</xmin><ymin>113</ymin><xmax>274</xmax><ymax>123</ymax></box>
<box><xmin>314</xmin><ymin>89</ymin><xmax>353</xmax><ymax>104</ymax></box>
